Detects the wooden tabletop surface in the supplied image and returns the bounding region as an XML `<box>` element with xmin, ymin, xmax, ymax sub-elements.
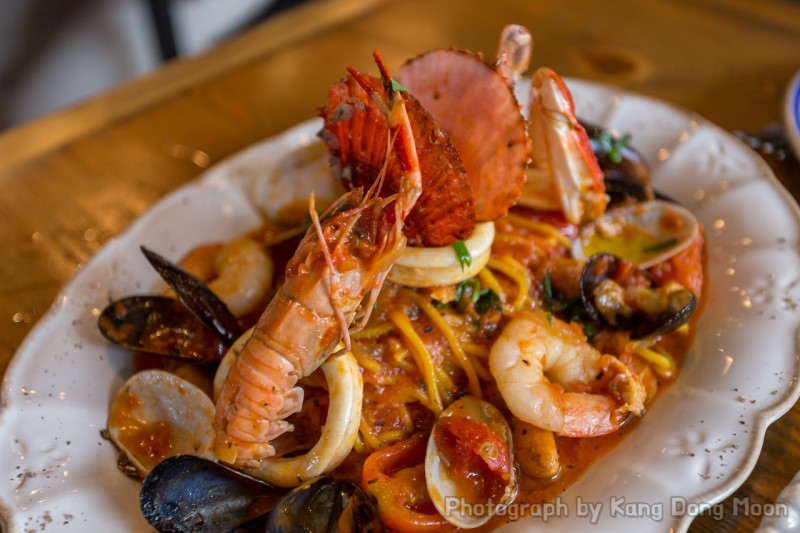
<box><xmin>2</xmin><ymin>0</ymin><xmax>799</xmax><ymax>531</ymax></box>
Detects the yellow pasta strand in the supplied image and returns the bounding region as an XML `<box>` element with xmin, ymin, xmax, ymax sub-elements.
<box><xmin>505</xmin><ymin>213</ymin><xmax>572</xmax><ymax>248</ymax></box>
<box><xmin>470</xmin><ymin>355</ymin><xmax>492</xmax><ymax>381</ymax></box>
<box><xmin>477</xmin><ymin>268</ymin><xmax>506</xmax><ymax>304</ymax></box>
<box><xmin>379</xmin><ymin>429</ymin><xmax>407</xmax><ymax>444</ymax></box>
<box><xmin>462</xmin><ymin>341</ymin><xmax>490</xmax><ymax>359</ymax></box>
<box><xmin>353</xmin><ymin>349</ymin><xmax>383</xmax><ymax>375</ymax></box>
<box><xmin>434</xmin><ymin>365</ymin><xmax>458</xmax><ymax>396</ymax></box>
<box><xmin>488</xmin><ymin>256</ymin><xmax>530</xmax><ymax>311</ymax></box>
<box><xmin>402</xmin><ymin>290</ymin><xmax>483</xmax><ymax>398</ymax></box>
<box><xmin>352</xmin><ymin>322</ymin><xmax>394</xmax><ymax>340</ymax></box>
<box><xmin>635</xmin><ymin>345</ymin><xmax>675</xmax><ymax>378</ymax></box>
<box><xmin>359</xmin><ymin>418</ymin><xmax>383</xmax><ymax>451</ymax></box>
<box><xmin>388</xmin><ymin>310</ymin><xmax>444</xmax><ymax>414</ymax></box>
<box><xmin>353</xmin><ymin>432</ymin><xmax>365</xmax><ymax>454</ymax></box>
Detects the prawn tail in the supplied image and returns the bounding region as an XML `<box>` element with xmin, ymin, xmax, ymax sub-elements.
<box><xmin>601</xmin><ymin>354</ymin><xmax>647</xmax><ymax>416</ymax></box>
<box><xmin>214</xmin><ymin>334</ymin><xmax>303</xmax><ymax>468</ymax></box>
<box><xmin>559</xmin><ymin>392</ymin><xmax>630</xmax><ymax>438</ymax></box>
<box><xmin>560</xmin><ymin>355</ymin><xmax>646</xmax><ymax>437</ymax></box>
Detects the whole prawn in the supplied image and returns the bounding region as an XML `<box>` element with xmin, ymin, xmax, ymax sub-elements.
<box><xmin>490</xmin><ymin>309</ymin><xmax>645</xmax><ymax>437</ymax></box>
<box><xmin>214</xmin><ymin>54</ymin><xmax>422</xmax><ymax>468</ymax></box>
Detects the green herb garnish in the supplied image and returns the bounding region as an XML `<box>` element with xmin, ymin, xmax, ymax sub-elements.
<box><xmin>453</xmin><ymin>279</ymin><xmax>481</xmax><ymax>312</ymax></box>
<box><xmin>542</xmin><ymin>273</ymin><xmax>554</xmax><ymax>305</ymax></box>
<box><xmin>475</xmin><ymin>289</ymin><xmax>501</xmax><ymax>314</ymax></box>
<box><xmin>430</xmin><ymin>299</ymin><xmax>448</xmax><ymax>309</ymax></box>
<box><xmin>581</xmin><ymin>322</ymin><xmax>597</xmax><ymax>339</ymax></box>
<box><xmin>597</xmin><ymin>131</ymin><xmax>632</xmax><ymax>165</ymax></box>
<box><xmin>452</xmin><ymin>240</ymin><xmax>472</xmax><ymax>271</ymax></box>
<box><xmin>391</xmin><ymin>79</ymin><xmax>408</xmax><ymax>93</ymax></box>
<box><xmin>643</xmin><ymin>238</ymin><xmax>678</xmax><ymax>254</ymax></box>
<box><xmin>546</xmin><ymin>311</ymin><xmax>553</xmax><ymax>326</ymax></box>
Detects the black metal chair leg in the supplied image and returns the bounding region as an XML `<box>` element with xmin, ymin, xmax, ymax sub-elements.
<box><xmin>147</xmin><ymin>0</ymin><xmax>178</xmax><ymax>61</ymax></box>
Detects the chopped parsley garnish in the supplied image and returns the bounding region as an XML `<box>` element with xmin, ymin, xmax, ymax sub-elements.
<box><xmin>391</xmin><ymin>79</ymin><xmax>408</xmax><ymax>93</ymax></box>
<box><xmin>474</xmin><ymin>288</ymin><xmax>501</xmax><ymax>314</ymax></box>
<box><xmin>542</xmin><ymin>273</ymin><xmax>554</xmax><ymax>304</ymax></box>
<box><xmin>581</xmin><ymin>322</ymin><xmax>598</xmax><ymax>339</ymax></box>
<box><xmin>455</xmin><ymin>279</ymin><xmax>479</xmax><ymax>302</ymax></box>
<box><xmin>450</xmin><ymin>279</ymin><xmax>500</xmax><ymax>314</ymax></box>
<box><xmin>597</xmin><ymin>131</ymin><xmax>632</xmax><ymax>165</ymax></box>
<box><xmin>452</xmin><ymin>240</ymin><xmax>472</xmax><ymax>271</ymax></box>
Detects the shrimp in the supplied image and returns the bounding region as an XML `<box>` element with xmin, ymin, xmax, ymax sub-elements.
<box><xmin>214</xmin><ymin>53</ymin><xmax>422</xmax><ymax>469</ymax></box>
<box><xmin>175</xmin><ymin>236</ymin><xmax>274</xmax><ymax>318</ymax></box>
<box><xmin>489</xmin><ymin>309</ymin><xmax>645</xmax><ymax>437</ymax></box>
<box><xmin>518</xmin><ymin>67</ymin><xmax>608</xmax><ymax>224</ymax></box>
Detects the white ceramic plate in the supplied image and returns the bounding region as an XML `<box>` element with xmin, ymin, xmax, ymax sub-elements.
<box><xmin>1</xmin><ymin>79</ymin><xmax>799</xmax><ymax>533</ymax></box>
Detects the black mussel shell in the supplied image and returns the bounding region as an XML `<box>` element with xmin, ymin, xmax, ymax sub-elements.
<box><xmin>98</xmin><ymin>295</ymin><xmax>227</xmax><ymax>362</ymax></box>
<box><xmin>265</xmin><ymin>477</ymin><xmax>385</xmax><ymax>533</ymax></box>
<box><xmin>580</xmin><ymin>253</ymin><xmax>697</xmax><ymax>339</ymax></box>
<box><xmin>580</xmin><ymin>119</ymin><xmax>653</xmax><ymax>207</ymax></box>
<box><xmin>140</xmin><ymin>455</ymin><xmax>279</xmax><ymax>533</ymax></box>
<box><xmin>604</xmin><ymin>178</ymin><xmax>652</xmax><ymax>208</ymax></box>
<box><xmin>644</xmin><ymin>288</ymin><xmax>697</xmax><ymax>339</ymax></box>
<box><xmin>141</xmin><ymin>246</ymin><xmax>242</xmax><ymax>345</ymax></box>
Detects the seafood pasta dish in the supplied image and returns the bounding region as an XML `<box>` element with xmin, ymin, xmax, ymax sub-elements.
<box><xmin>99</xmin><ymin>25</ymin><xmax>704</xmax><ymax>531</ymax></box>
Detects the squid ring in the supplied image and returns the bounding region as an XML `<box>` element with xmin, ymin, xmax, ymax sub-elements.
<box><xmin>388</xmin><ymin>221</ymin><xmax>495</xmax><ymax>287</ymax></box>
<box><xmin>214</xmin><ymin>334</ymin><xmax>363</xmax><ymax>487</ymax></box>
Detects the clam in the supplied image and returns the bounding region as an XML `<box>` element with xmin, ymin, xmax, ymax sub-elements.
<box><xmin>107</xmin><ymin>369</ymin><xmax>216</xmax><ymax>476</ymax></box>
<box><xmin>580</xmin><ymin>252</ymin><xmax>697</xmax><ymax>339</ymax></box>
<box><xmin>140</xmin><ymin>455</ymin><xmax>280</xmax><ymax>533</ymax></box>
<box><xmin>264</xmin><ymin>476</ymin><xmax>384</xmax><ymax>532</ymax></box>
<box><xmin>425</xmin><ymin>396</ymin><xmax>517</xmax><ymax>529</ymax></box>
<box><xmin>97</xmin><ymin>296</ymin><xmax>227</xmax><ymax>362</ymax></box>
<box><xmin>573</xmin><ymin>200</ymin><xmax>699</xmax><ymax>269</ymax></box>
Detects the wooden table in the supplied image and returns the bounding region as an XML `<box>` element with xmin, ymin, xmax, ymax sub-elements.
<box><xmin>1</xmin><ymin>0</ymin><xmax>799</xmax><ymax>530</ymax></box>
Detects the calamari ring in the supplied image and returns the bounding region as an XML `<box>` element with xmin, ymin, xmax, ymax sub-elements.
<box><xmin>387</xmin><ymin>221</ymin><xmax>495</xmax><ymax>287</ymax></box>
<box><xmin>214</xmin><ymin>334</ymin><xmax>362</xmax><ymax>487</ymax></box>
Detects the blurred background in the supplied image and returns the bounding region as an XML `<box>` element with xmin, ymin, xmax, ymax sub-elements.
<box><xmin>0</xmin><ymin>0</ymin><xmax>311</xmax><ymax>129</ymax></box>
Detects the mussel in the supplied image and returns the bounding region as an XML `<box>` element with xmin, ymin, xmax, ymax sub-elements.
<box><xmin>580</xmin><ymin>252</ymin><xmax>697</xmax><ymax>339</ymax></box>
<box><xmin>425</xmin><ymin>396</ymin><xmax>517</xmax><ymax>529</ymax></box>
<box><xmin>581</xmin><ymin>119</ymin><xmax>653</xmax><ymax>207</ymax></box>
<box><xmin>98</xmin><ymin>246</ymin><xmax>243</xmax><ymax>362</ymax></box>
<box><xmin>98</xmin><ymin>296</ymin><xmax>228</xmax><ymax>362</ymax></box>
<box><xmin>107</xmin><ymin>370</ymin><xmax>217</xmax><ymax>476</ymax></box>
<box><xmin>573</xmin><ymin>200</ymin><xmax>700</xmax><ymax>269</ymax></box>
<box><xmin>264</xmin><ymin>476</ymin><xmax>385</xmax><ymax>532</ymax></box>
<box><xmin>140</xmin><ymin>455</ymin><xmax>280</xmax><ymax>533</ymax></box>
<box><xmin>141</xmin><ymin>246</ymin><xmax>242</xmax><ymax>345</ymax></box>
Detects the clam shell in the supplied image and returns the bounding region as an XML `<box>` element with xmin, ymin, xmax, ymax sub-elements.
<box><xmin>573</xmin><ymin>200</ymin><xmax>699</xmax><ymax>268</ymax></box>
<box><xmin>425</xmin><ymin>396</ymin><xmax>517</xmax><ymax>529</ymax></box>
<box><xmin>107</xmin><ymin>369</ymin><xmax>216</xmax><ymax>476</ymax></box>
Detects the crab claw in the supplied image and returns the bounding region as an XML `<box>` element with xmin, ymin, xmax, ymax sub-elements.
<box><xmin>519</xmin><ymin>67</ymin><xmax>607</xmax><ymax>224</ymax></box>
